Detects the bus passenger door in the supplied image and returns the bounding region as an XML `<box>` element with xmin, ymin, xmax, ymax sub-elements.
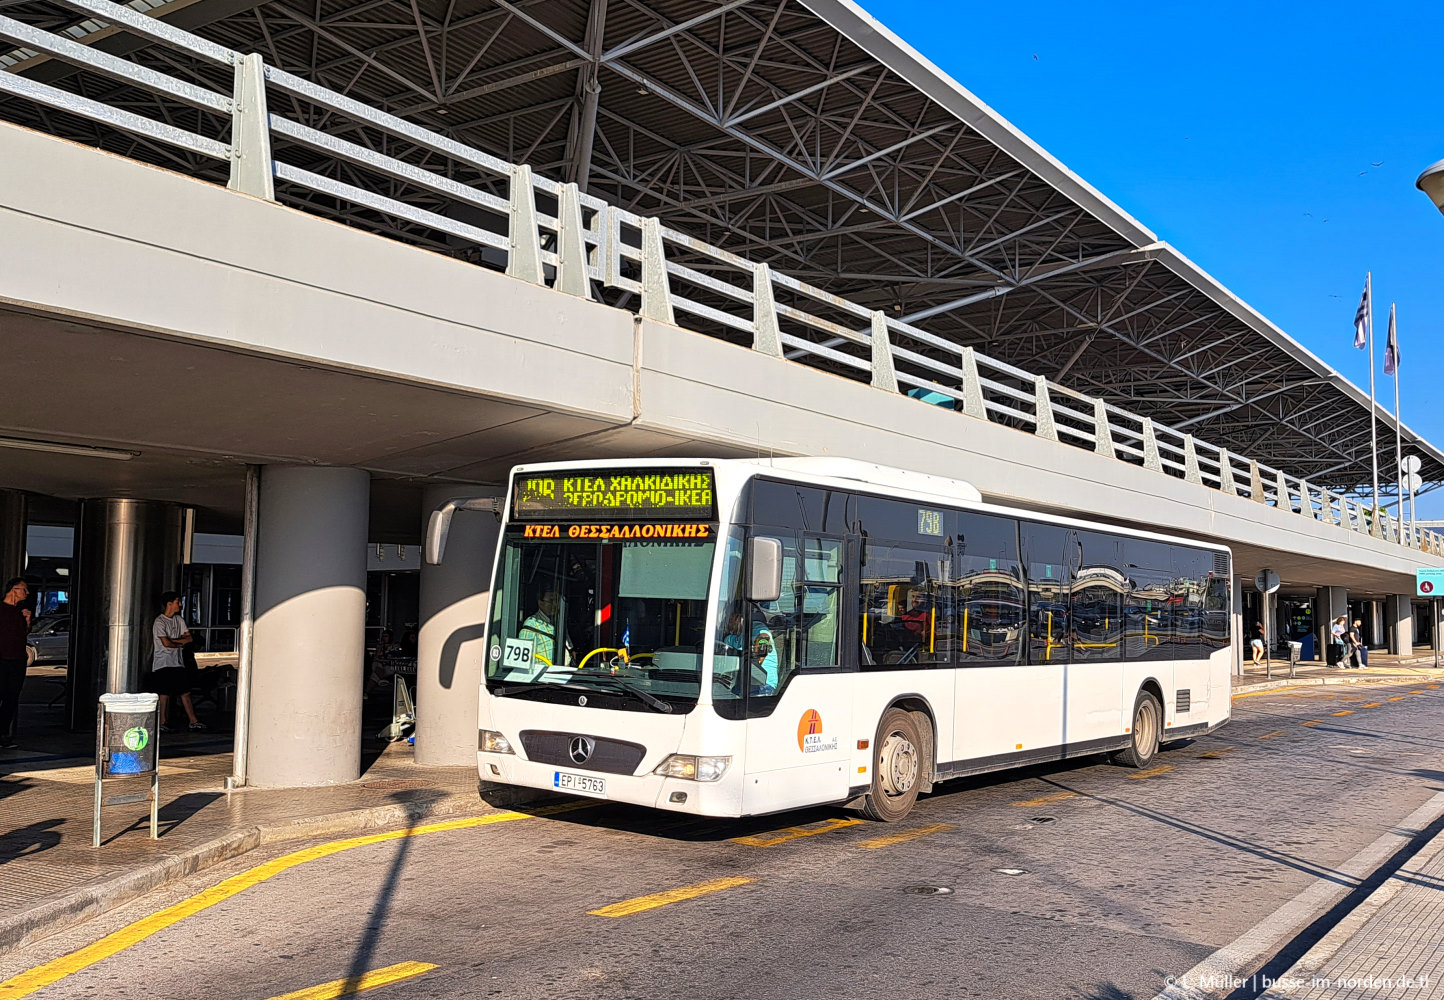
<box><xmin>741</xmin><ymin>533</ymin><xmax>853</xmax><ymax>814</ymax></box>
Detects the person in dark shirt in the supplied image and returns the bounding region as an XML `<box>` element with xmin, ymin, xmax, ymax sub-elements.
<box><xmin>0</xmin><ymin>577</ymin><xmax>33</xmax><ymax>749</ymax></box>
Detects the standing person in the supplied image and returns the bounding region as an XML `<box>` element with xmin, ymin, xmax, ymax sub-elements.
<box><xmin>0</xmin><ymin>577</ymin><xmax>32</xmax><ymax>749</ymax></box>
<box><xmin>152</xmin><ymin>591</ymin><xmax>204</xmax><ymax>733</ymax></box>
<box><xmin>1330</xmin><ymin>616</ymin><xmax>1347</xmax><ymax>667</ymax></box>
<box><xmin>1346</xmin><ymin>619</ymin><xmax>1365</xmax><ymax>669</ymax></box>
<box><xmin>1250</xmin><ymin>621</ymin><xmax>1265</xmax><ymax>667</ymax></box>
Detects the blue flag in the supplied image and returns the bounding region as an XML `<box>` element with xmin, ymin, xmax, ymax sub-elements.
<box><xmin>1384</xmin><ymin>305</ymin><xmax>1399</xmax><ymax>376</ymax></box>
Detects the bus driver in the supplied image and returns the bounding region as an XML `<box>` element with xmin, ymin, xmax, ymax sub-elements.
<box><xmin>519</xmin><ymin>589</ymin><xmax>570</xmax><ymax>666</ymax></box>
<box><xmin>723</xmin><ymin>609</ymin><xmax>778</xmax><ymax>695</ymax></box>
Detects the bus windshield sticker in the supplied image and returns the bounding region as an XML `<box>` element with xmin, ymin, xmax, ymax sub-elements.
<box><xmin>918</xmin><ymin>509</ymin><xmax>943</xmax><ymax>536</ymax></box>
<box><xmin>513</xmin><ymin>468</ymin><xmax>715</xmax><ymax>521</ymax></box>
<box><xmin>501</xmin><ymin>637</ymin><xmax>541</xmax><ymax>678</ymax></box>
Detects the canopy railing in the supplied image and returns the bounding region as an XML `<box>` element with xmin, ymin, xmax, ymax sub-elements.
<box><xmin>2</xmin><ymin>0</ymin><xmax>1437</xmax><ymax>555</ymax></box>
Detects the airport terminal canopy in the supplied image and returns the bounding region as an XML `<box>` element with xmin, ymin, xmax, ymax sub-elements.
<box><xmin>4</xmin><ymin>0</ymin><xmax>1439</xmax><ymax>497</ymax></box>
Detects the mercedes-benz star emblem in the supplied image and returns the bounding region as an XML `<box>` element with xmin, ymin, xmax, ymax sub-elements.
<box><xmin>569</xmin><ymin>737</ymin><xmax>594</xmax><ymax>764</ymax></box>
<box><xmin>577</xmin><ymin>694</ymin><xmax>587</xmax><ymax>707</ymax></box>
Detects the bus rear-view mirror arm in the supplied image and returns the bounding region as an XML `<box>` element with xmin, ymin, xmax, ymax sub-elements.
<box><xmin>425</xmin><ymin>497</ymin><xmax>502</xmax><ymax>565</ymax></box>
<box><xmin>747</xmin><ymin>536</ymin><xmax>783</xmax><ymax>602</ymax></box>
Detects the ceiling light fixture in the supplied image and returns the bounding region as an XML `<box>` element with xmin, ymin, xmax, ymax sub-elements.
<box><xmin>0</xmin><ymin>436</ymin><xmax>138</xmax><ymax>461</ymax></box>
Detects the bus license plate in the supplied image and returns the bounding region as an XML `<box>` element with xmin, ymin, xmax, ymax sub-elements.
<box><xmin>554</xmin><ymin>771</ymin><xmax>606</xmax><ymax>797</ymax></box>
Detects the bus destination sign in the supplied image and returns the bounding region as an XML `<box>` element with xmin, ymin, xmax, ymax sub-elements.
<box><xmin>513</xmin><ymin>468</ymin><xmax>715</xmax><ymax>522</ymax></box>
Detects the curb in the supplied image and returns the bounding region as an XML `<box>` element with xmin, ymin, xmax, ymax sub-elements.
<box><xmin>1232</xmin><ymin>672</ymin><xmax>1438</xmax><ymax>696</ymax></box>
<box><xmin>0</xmin><ymin>788</ymin><xmax>488</xmax><ymax>956</ymax></box>
<box><xmin>1267</xmin><ymin>824</ymin><xmax>1444</xmax><ymax>993</ymax></box>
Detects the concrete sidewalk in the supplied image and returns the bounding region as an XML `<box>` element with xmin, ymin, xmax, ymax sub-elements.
<box><xmin>1232</xmin><ymin>653</ymin><xmax>1444</xmax><ymax>695</ymax></box>
<box><xmin>1256</xmin><ymin>824</ymin><xmax>1444</xmax><ymax>998</ymax></box>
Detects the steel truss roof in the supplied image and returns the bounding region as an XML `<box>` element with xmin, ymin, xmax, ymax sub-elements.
<box><xmin>3</xmin><ymin>0</ymin><xmax>1438</xmax><ymax>497</ymax></box>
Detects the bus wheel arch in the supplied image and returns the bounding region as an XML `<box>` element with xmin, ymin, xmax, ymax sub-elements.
<box><xmin>886</xmin><ymin>696</ymin><xmax>936</xmax><ymax>794</ymax></box>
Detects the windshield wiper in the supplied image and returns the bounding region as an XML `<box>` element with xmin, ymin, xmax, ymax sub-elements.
<box><xmin>578</xmin><ymin>674</ymin><xmax>674</xmax><ymax>714</ymax></box>
<box><xmin>490</xmin><ymin>680</ymin><xmax>610</xmax><ymax>698</ymax></box>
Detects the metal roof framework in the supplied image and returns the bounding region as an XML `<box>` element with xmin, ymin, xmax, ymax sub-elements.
<box><xmin>3</xmin><ymin>0</ymin><xmax>1438</xmax><ymax>497</ymax></box>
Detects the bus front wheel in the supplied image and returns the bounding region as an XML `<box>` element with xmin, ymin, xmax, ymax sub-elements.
<box><xmin>860</xmin><ymin>708</ymin><xmax>924</xmax><ymax>822</ymax></box>
<box><xmin>1113</xmin><ymin>690</ymin><xmax>1162</xmax><ymax>768</ymax></box>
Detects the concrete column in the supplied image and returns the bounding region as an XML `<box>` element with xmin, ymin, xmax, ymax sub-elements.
<box><xmin>0</xmin><ymin>489</ymin><xmax>26</xmax><ymax>586</ymax></box>
<box><xmin>415</xmin><ymin>486</ymin><xmax>501</xmax><ymax>766</ymax></box>
<box><xmin>1433</xmin><ymin>601</ymin><xmax>1443</xmax><ymax>656</ymax></box>
<box><xmin>1231</xmin><ymin>575</ymin><xmax>1245</xmax><ymax>675</ymax></box>
<box><xmin>1316</xmin><ymin>586</ymin><xmax>1348</xmax><ymax>665</ymax></box>
<box><xmin>1387</xmin><ymin>594</ymin><xmax>1413</xmax><ymax>655</ymax></box>
<box><xmin>249</xmin><ymin>466</ymin><xmax>369</xmax><ymax>787</ymax></box>
<box><xmin>69</xmin><ymin>499</ymin><xmax>187</xmax><ymax>727</ymax></box>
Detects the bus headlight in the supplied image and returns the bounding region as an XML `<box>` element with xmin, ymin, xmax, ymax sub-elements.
<box><xmin>479</xmin><ymin>730</ymin><xmax>515</xmax><ymax>754</ymax></box>
<box><xmin>654</xmin><ymin>754</ymin><xmax>730</xmax><ymax>782</ymax></box>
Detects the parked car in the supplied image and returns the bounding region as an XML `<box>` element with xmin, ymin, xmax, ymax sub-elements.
<box><xmin>29</xmin><ymin>615</ymin><xmax>69</xmax><ymax>664</ymax></box>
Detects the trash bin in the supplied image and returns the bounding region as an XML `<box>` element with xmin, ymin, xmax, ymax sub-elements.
<box><xmin>99</xmin><ymin>692</ymin><xmax>159</xmax><ymax>776</ymax></box>
<box><xmin>95</xmin><ymin>692</ymin><xmax>160</xmax><ymax>845</ymax></box>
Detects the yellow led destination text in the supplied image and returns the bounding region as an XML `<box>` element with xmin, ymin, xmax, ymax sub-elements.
<box><xmin>517</xmin><ymin>472</ymin><xmax>713</xmax><ymax>515</ymax></box>
<box><xmin>522</xmin><ymin>523</ymin><xmax>711</xmax><ymax>540</ymax></box>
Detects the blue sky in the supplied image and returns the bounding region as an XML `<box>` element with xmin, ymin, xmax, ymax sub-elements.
<box><xmin>866</xmin><ymin>0</ymin><xmax>1444</xmax><ymax>514</ymax></box>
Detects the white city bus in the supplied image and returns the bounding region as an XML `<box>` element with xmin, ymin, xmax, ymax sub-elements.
<box><xmin>427</xmin><ymin>458</ymin><xmax>1233</xmax><ymax>822</ymax></box>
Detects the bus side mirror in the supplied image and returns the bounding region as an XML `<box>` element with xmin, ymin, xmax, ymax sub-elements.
<box><xmin>747</xmin><ymin>537</ymin><xmax>782</xmax><ymax>602</ymax></box>
<box><xmin>425</xmin><ymin>497</ymin><xmax>501</xmax><ymax>565</ymax></box>
<box><xmin>425</xmin><ymin>505</ymin><xmax>456</xmax><ymax>565</ymax></box>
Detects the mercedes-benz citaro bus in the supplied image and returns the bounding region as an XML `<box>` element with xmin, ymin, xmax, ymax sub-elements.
<box><xmin>425</xmin><ymin>458</ymin><xmax>1233</xmax><ymax>822</ymax></box>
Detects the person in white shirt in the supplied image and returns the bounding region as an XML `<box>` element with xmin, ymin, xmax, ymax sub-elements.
<box><xmin>153</xmin><ymin>591</ymin><xmax>204</xmax><ymax>732</ymax></box>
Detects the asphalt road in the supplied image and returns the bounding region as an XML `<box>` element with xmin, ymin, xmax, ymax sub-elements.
<box><xmin>6</xmin><ymin>680</ymin><xmax>1444</xmax><ymax>1000</ymax></box>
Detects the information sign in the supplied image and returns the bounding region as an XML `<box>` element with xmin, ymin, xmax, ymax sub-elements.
<box><xmin>513</xmin><ymin>468</ymin><xmax>715</xmax><ymax>522</ymax></box>
<box><xmin>1416</xmin><ymin>567</ymin><xmax>1444</xmax><ymax>597</ymax></box>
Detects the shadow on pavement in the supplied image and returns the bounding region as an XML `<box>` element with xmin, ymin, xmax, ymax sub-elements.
<box><xmin>0</xmin><ymin>817</ymin><xmax>64</xmax><ymax>864</ymax></box>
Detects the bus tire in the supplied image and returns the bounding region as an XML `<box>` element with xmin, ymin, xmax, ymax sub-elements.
<box><xmin>1113</xmin><ymin>690</ymin><xmax>1162</xmax><ymax>768</ymax></box>
<box><xmin>860</xmin><ymin>708</ymin><xmax>923</xmax><ymax>822</ymax></box>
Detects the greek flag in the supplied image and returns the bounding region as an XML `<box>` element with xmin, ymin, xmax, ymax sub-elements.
<box><xmin>621</xmin><ymin>623</ymin><xmax>630</xmax><ymax>650</ymax></box>
<box><xmin>1353</xmin><ymin>281</ymin><xmax>1369</xmax><ymax>349</ymax></box>
<box><xmin>1385</xmin><ymin>305</ymin><xmax>1399</xmax><ymax>376</ymax></box>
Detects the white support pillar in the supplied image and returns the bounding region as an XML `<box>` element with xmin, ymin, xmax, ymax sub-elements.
<box><xmin>640</xmin><ymin>217</ymin><xmax>675</xmax><ymax>325</ymax></box>
<box><xmin>1092</xmin><ymin>399</ymin><xmax>1114</xmax><ymax>459</ymax></box>
<box><xmin>554</xmin><ymin>181</ymin><xmax>591</xmax><ymax>298</ymax></box>
<box><xmin>868</xmin><ymin>311</ymin><xmax>898</xmax><ymax>392</ymax></box>
<box><xmin>248</xmin><ymin>466</ymin><xmax>369</xmax><ymax>787</ymax></box>
<box><xmin>959</xmin><ymin>347</ymin><xmax>987</xmax><ymax>420</ymax></box>
<box><xmin>751</xmin><ymin>262</ymin><xmax>783</xmax><ymax>357</ymax></box>
<box><xmin>1032</xmin><ymin>377</ymin><xmax>1058</xmax><ymax>441</ymax></box>
<box><xmin>227</xmin><ymin>53</ymin><xmax>274</xmax><ymax>201</ymax></box>
<box><xmin>1249</xmin><ymin>462</ymin><xmax>1265</xmax><ymax>504</ymax></box>
<box><xmin>1140</xmin><ymin>417</ymin><xmax>1162</xmax><ymax>472</ymax></box>
<box><xmin>415</xmin><ymin>486</ymin><xmax>501</xmax><ymax>766</ymax></box>
<box><xmin>1182</xmin><ymin>435</ymin><xmax>1202</xmax><ymax>485</ymax></box>
<box><xmin>1219</xmin><ymin>449</ymin><xmax>1238</xmax><ymax>496</ymax></box>
<box><xmin>1231</xmin><ymin>574</ymin><xmax>1244</xmax><ymax>676</ymax></box>
<box><xmin>1387</xmin><ymin>594</ymin><xmax>1413</xmax><ymax>655</ymax></box>
<box><xmin>506</xmin><ymin>164</ymin><xmax>544</xmax><ymax>286</ymax></box>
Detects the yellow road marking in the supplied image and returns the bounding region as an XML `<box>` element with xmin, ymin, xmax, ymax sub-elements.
<box><xmin>1129</xmin><ymin>764</ymin><xmax>1174</xmax><ymax>780</ymax></box>
<box><xmin>268</xmin><ymin>962</ymin><xmax>438</xmax><ymax>1000</ymax></box>
<box><xmin>1012</xmin><ymin>790</ymin><xmax>1077</xmax><ymax>808</ymax></box>
<box><xmin>0</xmin><ymin>808</ymin><xmax>585</xmax><ymax>1000</ymax></box>
<box><xmin>1387</xmin><ymin>696</ymin><xmax>1406</xmax><ymax>702</ymax></box>
<box><xmin>1429</xmin><ymin>684</ymin><xmax>1440</xmax><ymax>689</ymax></box>
<box><xmin>731</xmin><ymin>816</ymin><xmax>863</xmax><ymax>847</ymax></box>
<box><xmin>1332</xmin><ymin>710</ymin><xmax>1355</xmax><ymax>716</ymax></box>
<box><xmin>1196</xmin><ymin>746</ymin><xmax>1236</xmax><ymax>759</ymax></box>
<box><xmin>1361</xmin><ymin>702</ymin><xmax>1383</xmax><ymax>709</ymax></box>
<box><xmin>858</xmin><ymin>823</ymin><xmax>953</xmax><ymax>850</ymax></box>
<box><xmin>1258</xmin><ymin>730</ymin><xmax>1286</xmax><ymax>740</ymax></box>
<box><xmin>1301</xmin><ymin>720</ymin><xmax>1321</xmax><ymax>727</ymax></box>
<box><xmin>589</xmin><ymin>876</ymin><xmax>753</xmax><ymax>917</ymax></box>
<box><xmin>1410</xmin><ymin>690</ymin><xmax>1427</xmax><ymax>695</ymax></box>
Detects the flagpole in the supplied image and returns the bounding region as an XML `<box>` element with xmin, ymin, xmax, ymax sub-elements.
<box><xmin>1392</xmin><ymin>303</ymin><xmax>1404</xmax><ymax>543</ymax></box>
<box><xmin>1368</xmin><ymin>273</ymin><xmax>1380</xmax><ymax>521</ymax></box>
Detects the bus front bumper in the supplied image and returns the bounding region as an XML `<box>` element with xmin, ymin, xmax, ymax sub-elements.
<box><xmin>478</xmin><ymin>751</ymin><xmax>744</xmax><ymax>817</ymax></box>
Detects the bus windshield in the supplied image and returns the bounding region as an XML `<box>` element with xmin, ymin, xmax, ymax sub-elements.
<box><xmin>487</xmin><ymin>529</ymin><xmax>716</xmax><ymax>711</ymax></box>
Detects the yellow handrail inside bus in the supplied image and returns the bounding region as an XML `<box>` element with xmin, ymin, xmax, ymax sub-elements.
<box><xmin>576</xmin><ymin>647</ymin><xmax>623</xmax><ymax>671</ymax></box>
<box><xmin>675</xmin><ymin>604</ymin><xmax>682</xmax><ymax>645</ymax></box>
<box><xmin>962</xmin><ymin>607</ymin><xmax>968</xmax><ymax>653</ymax></box>
<box><xmin>929</xmin><ymin>607</ymin><xmax>936</xmax><ymax>654</ymax></box>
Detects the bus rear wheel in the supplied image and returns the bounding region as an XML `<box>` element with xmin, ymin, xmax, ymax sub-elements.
<box><xmin>860</xmin><ymin>708</ymin><xmax>924</xmax><ymax>822</ymax></box>
<box><xmin>1113</xmin><ymin>690</ymin><xmax>1162</xmax><ymax>768</ymax></box>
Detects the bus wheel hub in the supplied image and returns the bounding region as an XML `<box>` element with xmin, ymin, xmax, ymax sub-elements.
<box><xmin>879</xmin><ymin>733</ymin><xmax>918</xmax><ymax>796</ymax></box>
